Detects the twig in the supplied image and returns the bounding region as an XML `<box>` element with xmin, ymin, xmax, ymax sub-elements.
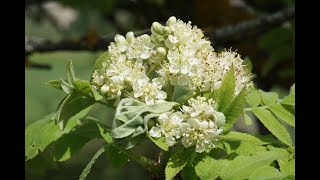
<box><xmin>25</xmin><ymin>7</ymin><xmax>294</xmax><ymax>55</ymax></box>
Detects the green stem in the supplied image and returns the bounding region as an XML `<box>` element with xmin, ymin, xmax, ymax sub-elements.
<box><xmin>147</xmin><ymin>64</ymin><xmax>158</xmax><ymax>77</ymax></box>
<box><xmin>126</xmin><ymin>150</ymin><xmax>160</xmax><ymax>173</ymax></box>
<box><xmin>166</xmin><ymin>83</ymin><xmax>174</xmax><ymax>101</ymax></box>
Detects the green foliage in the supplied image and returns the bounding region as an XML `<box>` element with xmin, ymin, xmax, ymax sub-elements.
<box><xmin>147</xmin><ymin>132</ymin><xmax>169</xmax><ymax>151</ymax></box>
<box><xmin>260</xmin><ymin>90</ymin><xmax>279</xmax><ymax>105</ymax></box>
<box><xmin>246</xmin><ymin>88</ymin><xmax>261</xmax><ymax>107</ymax></box>
<box><xmin>269</xmin><ymin>103</ymin><xmax>295</xmax><ymax>127</ymax></box>
<box><xmin>220</xmin><ymin>131</ymin><xmax>275</xmax><ymax>145</ymax></box>
<box><xmin>111</xmin><ymin>98</ymin><xmax>178</xmax><ymax>149</ymax></box>
<box><xmin>216</xmin><ymin>65</ymin><xmax>236</xmax><ymax>112</ymax></box>
<box><xmin>165</xmin><ymin>148</ymin><xmax>195</xmax><ymax>180</ymax></box>
<box><xmin>220</xmin><ymin>150</ymin><xmax>289</xmax><ymax>180</ymax></box>
<box><xmin>181</xmin><ymin>164</ymin><xmax>197</xmax><ymax>180</ymax></box>
<box><xmin>106</xmin><ymin>145</ymin><xmax>129</xmax><ymax>168</ymax></box>
<box><xmin>252</xmin><ymin>108</ymin><xmax>292</xmax><ymax>147</ymax></box>
<box><xmin>223</xmin><ymin>87</ymin><xmax>247</xmax><ymax>130</ymax></box>
<box><xmin>194</xmin><ymin>154</ymin><xmax>228</xmax><ymax>180</ymax></box>
<box><xmin>53</xmin><ymin>123</ymin><xmax>100</xmax><ymax>162</ymax></box>
<box><xmin>278</xmin><ymin>157</ymin><xmax>295</xmax><ymax>176</ymax></box>
<box><xmin>248</xmin><ymin>166</ymin><xmax>288</xmax><ymax>180</ymax></box>
<box><xmin>244</xmin><ymin>113</ymin><xmax>253</xmax><ymax>125</ymax></box>
<box><xmin>98</xmin><ymin>124</ymin><xmax>113</xmax><ymax>143</ymax></box>
<box><xmin>25</xmin><ymin>105</ymin><xmax>92</xmax><ymax>161</ymax></box>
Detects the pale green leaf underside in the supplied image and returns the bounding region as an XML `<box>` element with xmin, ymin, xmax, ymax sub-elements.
<box><xmin>220</xmin><ymin>150</ymin><xmax>289</xmax><ymax>180</ymax></box>
<box><xmin>252</xmin><ymin>108</ymin><xmax>293</xmax><ymax>146</ymax></box>
<box><xmin>112</xmin><ymin>98</ymin><xmax>177</xmax><ymax>149</ymax></box>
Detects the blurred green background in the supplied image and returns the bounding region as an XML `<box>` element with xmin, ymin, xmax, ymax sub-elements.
<box><xmin>25</xmin><ymin>0</ymin><xmax>294</xmax><ymax>179</ymax></box>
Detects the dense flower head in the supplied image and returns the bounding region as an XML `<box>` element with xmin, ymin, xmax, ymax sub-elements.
<box><xmin>91</xmin><ymin>16</ymin><xmax>253</xmax><ymax>152</ymax></box>
<box><xmin>150</xmin><ymin>96</ymin><xmax>225</xmax><ymax>153</ymax></box>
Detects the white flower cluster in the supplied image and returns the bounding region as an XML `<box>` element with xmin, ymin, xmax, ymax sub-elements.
<box><xmin>150</xmin><ymin>96</ymin><xmax>225</xmax><ymax>153</ymax></box>
<box><xmin>91</xmin><ymin>16</ymin><xmax>252</xmax><ymax>152</ymax></box>
<box><xmin>91</xmin><ymin>16</ymin><xmax>251</xmax><ymax>105</ymax></box>
<box><xmin>152</xmin><ymin>16</ymin><xmax>252</xmax><ymax>94</ymax></box>
<box><xmin>91</xmin><ymin>32</ymin><xmax>167</xmax><ymax>105</ymax></box>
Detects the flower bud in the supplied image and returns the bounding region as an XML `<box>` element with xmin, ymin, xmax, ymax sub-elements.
<box><xmin>151</xmin><ymin>22</ymin><xmax>164</xmax><ymax>34</ymax></box>
<box><xmin>156</xmin><ymin>47</ymin><xmax>166</xmax><ymax>57</ymax></box>
<box><xmin>162</xmin><ymin>26</ymin><xmax>171</xmax><ymax>36</ymax></box>
<box><xmin>114</xmin><ymin>34</ymin><xmax>127</xmax><ymax>45</ymax></box>
<box><xmin>166</xmin><ymin>16</ymin><xmax>177</xmax><ymax>25</ymax></box>
<box><xmin>100</xmin><ymin>84</ymin><xmax>110</xmax><ymax>94</ymax></box>
<box><xmin>126</xmin><ymin>31</ymin><xmax>135</xmax><ymax>43</ymax></box>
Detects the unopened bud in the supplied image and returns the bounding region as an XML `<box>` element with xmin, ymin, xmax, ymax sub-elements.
<box><xmin>100</xmin><ymin>84</ymin><xmax>110</xmax><ymax>94</ymax></box>
<box><xmin>166</xmin><ymin>16</ymin><xmax>177</xmax><ymax>25</ymax></box>
<box><xmin>114</xmin><ymin>34</ymin><xmax>127</xmax><ymax>45</ymax></box>
<box><xmin>151</xmin><ymin>22</ymin><xmax>164</xmax><ymax>34</ymax></box>
<box><xmin>156</xmin><ymin>47</ymin><xmax>167</xmax><ymax>57</ymax></box>
<box><xmin>162</xmin><ymin>26</ymin><xmax>171</xmax><ymax>36</ymax></box>
<box><xmin>126</xmin><ymin>31</ymin><xmax>135</xmax><ymax>43</ymax></box>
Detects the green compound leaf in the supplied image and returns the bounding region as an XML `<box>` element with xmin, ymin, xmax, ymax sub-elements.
<box><xmin>259</xmin><ymin>90</ymin><xmax>279</xmax><ymax>106</ymax></box>
<box><xmin>220</xmin><ymin>150</ymin><xmax>289</xmax><ymax>180</ymax></box>
<box><xmin>278</xmin><ymin>157</ymin><xmax>295</xmax><ymax>176</ymax></box>
<box><xmin>248</xmin><ymin>166</ymin><xmax>287</xmax><ymax>180</ymax></box>
<box><xmin>79</xmin><ymin>145</ymin><xmax>107</xmax><ymax>180</ymax></box>
<box><xmin>25</xmin><ymin>106</ymin><xmax>92</xmax><ymax>161</ymax></box>
<box><xmin>252</xmin><ymin>108</ymin><xmax>293</xmax><ymax>147</ymax></box>
<box><xmin>111</xmin><ymin>98</ymin><xmax>178</xmax><ymax>149</ymax></box>
<box><xmin>281</xmin><ymin>94</ymin><xmax>295</xmax><ymax>106</ymax></box>
<box><xmin>246</xmin><ymin>88</ymin><xmax>261</xmax><ymax>107</ymax></box>
<box><xmin>216</xmin><ymin>65</ymin><xmax>236</xmax><ymax>112</ymax></box>
<box><xmin>74</xmin><ymin>79</ymin><xmax>103</xmax><ymax>101</ymax></box>
<box><xmin>268</xmin><ymin>103</ymin><xmax>295</xmax><ymax>127</ymax></box>
<box><xmin>194</xmin><ymin>154</ymin><xmax>229</xmax><ymax>180</ymax></box>
<box><xmin>220</xmin><ymin>131</ymin><xmax>275</xmax><ymax>145</ymax></box>
<box><xmin>223</xmin><ymin>87</ymin><xmax>247</xmax><ymax>131</ymax></box>
<box><xmin>165</xmin><ymin>148</ymin><xmax>194</xmax><ymax>180</ymax></box>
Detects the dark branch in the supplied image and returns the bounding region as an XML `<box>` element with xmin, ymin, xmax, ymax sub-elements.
<box><xmin>208</xmin><ymin>7</ymin><xmax>295</xmax><ymax>46</ymax></box>
<box><xmin>25</xmin><ymin>7</ymin><xmax>294</xmax><ymax>55</ymax></box>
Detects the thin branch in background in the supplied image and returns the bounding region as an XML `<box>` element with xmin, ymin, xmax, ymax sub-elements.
<box><xmin>25</xmin><ymin>7</ymin><xmax>294</xmax><ymax>56</ymax></box>
<box><xmin>25</xmin><ymin>59</ymin><xmax>51</xmax><ymax>70</ymax></box>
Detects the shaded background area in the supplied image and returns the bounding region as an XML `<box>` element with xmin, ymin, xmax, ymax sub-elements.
<box><xmin>25</xmin><ymin>0</ymin><xmax>294</xmax><ymax>179</ymax></box>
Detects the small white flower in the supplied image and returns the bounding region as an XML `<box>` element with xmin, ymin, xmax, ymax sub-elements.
<box><xmin>149</xmin><ymin>112</ymin><xmax>185</xmax><ymax>146</ymax></box>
